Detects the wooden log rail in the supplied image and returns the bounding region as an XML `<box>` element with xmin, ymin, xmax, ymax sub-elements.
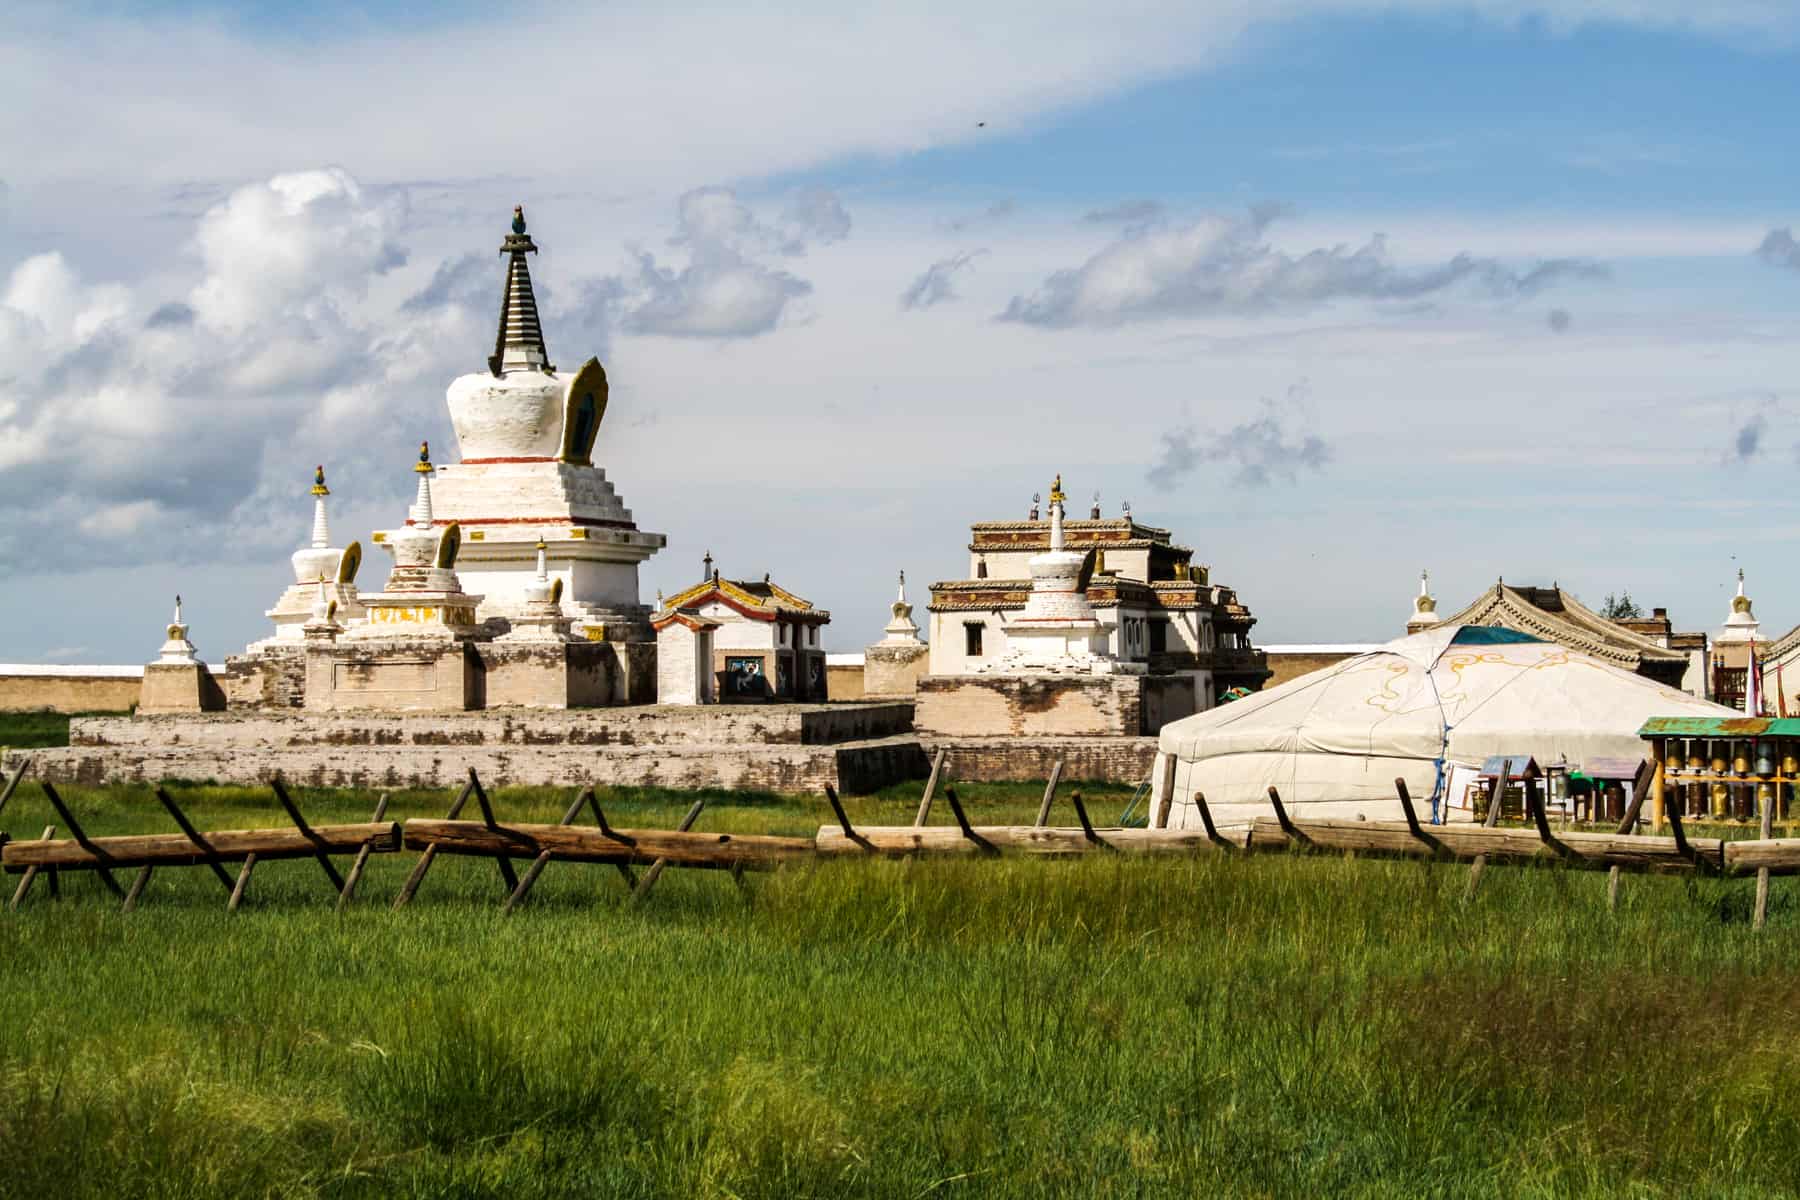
<box><xmin>2</xmin><ymin>823</ymin><xmax>402</xmax><ymax>871</ymax></box>
<box><xmin>402</xmin><ymin>820</ymin><xmax>816</xmax><ymax>871</ymax></box>
<box><xmin>1245</xmin><ymin>817</ymin><xmax>1723</xmax><ymax>872</ymax></box>
<box><xmin>815</xmin><ymin>824</ymin><xmax>1252</xmax><ymax>857</ymax></box>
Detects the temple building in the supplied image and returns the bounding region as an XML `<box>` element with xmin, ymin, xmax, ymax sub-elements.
<box><xmin>402</xmin><ymin>206</ymin><xmax>665</xmax><ymax>655</ymax></box>
<box><xmin>1430</xmin><ymin>580</ymin><xmax>1709</xmax><ymax>696</ymax></box>
<box><xmin>656</xmin><ymin>558</ymin><xmax>831</xmax><ymax>701</ymax></box>
<box><xmin>914</xmin><ymin>478</ymin><xmax>1268</xmax><ymax>737</ymax></box>
<box><xmin>926</xmin><ymin>480</ymin><xmax>1268</xmax><ymax>704</ymax></box>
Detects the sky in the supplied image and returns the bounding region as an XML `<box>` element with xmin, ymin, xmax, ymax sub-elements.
<box><xmin>3</xmin><ymin>0</ymin><xmax>1800</xmax><ymax>662</ymax></box>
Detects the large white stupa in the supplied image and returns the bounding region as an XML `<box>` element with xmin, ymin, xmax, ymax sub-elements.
<box><xmin>395</xmin><ymin>206</ymin><xmax>666</xmax><ymax>638</ymax></box>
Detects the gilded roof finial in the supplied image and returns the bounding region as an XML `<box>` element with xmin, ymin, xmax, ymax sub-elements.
<box><xmin>1048</xmin><ymin>474</ymin><xmax>1065</xmax><ymax>505</ymax></box>
<box><xmin>311</xmin><ymin>464</ymin><xmax>330</xmax><ymax>497</ymax></box>
<box><xmin>512</xmin><ymin>205</ymin><xmax>527</xmax><ymax>236</ymax></box>
<box><xmin>416</xmin><ymin>441</ymin><xmax>432</xmax><ymax>473</ymax></box>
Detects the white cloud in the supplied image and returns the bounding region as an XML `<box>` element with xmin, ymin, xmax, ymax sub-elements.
<box><xmin>899</xmin><ymin>249</ymin><xmax>986</xmax><ymax>311</ymax></box>
<box><xmin>614</xmin><ymin>187</ymin><xmax>836</xmax><ymax>338</ymax></box>
<box><xmin>1000</xmin><ymin>207</ymin><xmax>1606</xmax><ymax>328</ymax></box>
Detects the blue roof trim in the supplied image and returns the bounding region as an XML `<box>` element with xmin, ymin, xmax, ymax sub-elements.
<box><xmin>1451</xmin><ymin>626</ymin><xmax>1544</xmax><ymax>646</ymax></box>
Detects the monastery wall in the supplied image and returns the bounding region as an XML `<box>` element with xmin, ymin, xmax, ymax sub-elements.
<box><xmin>8</xmin><ymin>736</ymin><xmax>927</xmax><ymax>795</ymax></box>
<box><xmin>65</xmin><ymin>703</ymin><xmax>917</xmax><ymax>750</ymax></box>
<box><xmin>921</xmin><ymin>736</ymin><xmax>1159</xmax><ymax>785</ymax></box>
<box><xmin>1261</xmin><ymin>645</ymin><xmax>1377</xmax><ymax>689</ymax></box>
<box><xmin>0</xmin><ymin>668</ymin><xmax>143</xmax><ymax>714</ymax></box>
<box><xmin>864</xmin><ymin>645</ymin><xmax>929</xmax><ymax>698</ymax></box>
<box><xmin>914</xmin><ymin>675</ymin><xmax>1147</xmax><ymax>737</ymax></box>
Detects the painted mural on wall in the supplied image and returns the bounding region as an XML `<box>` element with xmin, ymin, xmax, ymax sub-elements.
<box><xmin>725</xmin><ymin>656</ymin><xmax>765</xmax><ymax>697</ymax></box>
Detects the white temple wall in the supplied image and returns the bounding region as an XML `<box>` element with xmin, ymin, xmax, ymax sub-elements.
<box><xmin>927</xmin><ymin>611</ymin><xmax>1006</xmax><ymax>675</ymax></box>
<box><xmin>693</xmin><ymin>603</ymin><xmax>777</xmax><ymax>653</ymax></box>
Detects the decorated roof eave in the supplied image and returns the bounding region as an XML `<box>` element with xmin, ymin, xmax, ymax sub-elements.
<box><xmin>1437</xmin><ymin>585</ymin><xmax>1683</xmax><ymax>667</ymax></box>
<box><xmin>1766</xmin><ymin>622</ymin><xmax>1800</xmax><ymax>662</ymax></box>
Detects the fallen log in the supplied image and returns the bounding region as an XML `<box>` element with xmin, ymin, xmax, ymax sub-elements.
<box><xmin>403</xmin><ymin>819</ymin><xmax>814</xmax><ymax>870</ymax></box>
<box><xmin>814</xmin><ymin>824</ymin><xmax>1252</xmax><ymax>857</ymax></box>
<box><xmin>2</xmin><ymin>822</ymin><xmax>402</xmax><ymax>872</ymax></box>
<box><xmin>1725</xmin><ymin>839</ymin><xmax>1800</xmax><ymax>877</ymax></box>
<box><xmin>1248</xmin><ymin>817</ymin><xmax>1721</xmax><ymax>873</ymax></box>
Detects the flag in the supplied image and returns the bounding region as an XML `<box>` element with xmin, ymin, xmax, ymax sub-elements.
<box><xmin>1746</xmin><ymin>644</ymin><xmax>1761</xmax><ymax>717</ymax></box>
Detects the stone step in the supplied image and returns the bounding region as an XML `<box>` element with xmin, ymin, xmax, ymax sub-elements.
<box><xmin>67</xmin><ymin>702</ymin><xmax>914</xmax><ymax>751</ymax></box>
<box><xmin>7</xmin><ymin>735</ymin><xmax>928</xmax><ymax>796</ymax></box>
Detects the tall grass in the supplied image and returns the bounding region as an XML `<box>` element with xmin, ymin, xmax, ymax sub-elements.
<box><xmin>0</xmin><ymin>782</ymin><xmax>1796</xmax><ymax>1196</ymax></box>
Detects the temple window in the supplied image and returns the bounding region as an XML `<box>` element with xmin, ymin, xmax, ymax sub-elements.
<box><xmin>1149</xmin><ymin>620</ymin><xmax>1168</xmax><ymax>654</ymax></box>
<box><xmin>965</xmin><ymin>623</ymin><xmax>984</xmax><ymax>656</ymax></box>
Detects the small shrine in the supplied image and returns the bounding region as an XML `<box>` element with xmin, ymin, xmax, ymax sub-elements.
<box><xmin>1712</xmin><ymin>569</ymin><xmax>1770</xmax><ymax>714</ymax></box>
<box><xmin>657</xmin><ymin>556</ymin><xmax>831</xmax><ymax>701</ymax></box>
<box><xmin>140</xmin><ymin>597</ymin><xmax>224</xmax><ymax>714</ymax></box>
<box><xmin>863</xmin><ymin>572</ymin><xmax>930</xmax><ymax>696</ymax></box>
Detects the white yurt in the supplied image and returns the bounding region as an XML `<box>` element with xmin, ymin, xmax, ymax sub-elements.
<box><xmin>1154</xmin><ymin>624</ymin><xmax>1737</xmax><ymax>827</ymax></box>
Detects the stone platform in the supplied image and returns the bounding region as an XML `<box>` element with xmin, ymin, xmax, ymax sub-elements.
<box><xmin>10</xmin><ymin>703</ymin><xmax>925</xmax><ymax>795</ymax></box>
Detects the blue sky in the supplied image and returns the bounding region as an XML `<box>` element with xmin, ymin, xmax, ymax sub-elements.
<box><xmin>1</xmin><ymin>1</ymin><xmax>1797</xmax><ymax>662</ymax></box>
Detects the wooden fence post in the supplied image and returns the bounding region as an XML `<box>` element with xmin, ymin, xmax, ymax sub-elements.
<box><xmin>8</xmin><ymin>824</ymin><xmax>54</xmax><ymax>909</ymax></box>
<box><xmin>335</xmin><ymin>792</ymin><xmax>390</xmax><ymax>912</ymax></box>
<box><xmin>394</xmin><ymin>769</ymin><xmax>483</xmax><ymax>908</ymax></box>
<box><xmin>156</xmin><ymin>786</ymin><xmax>236</xmax><ymax>895</ymax></box>
<box><xmin>41</xmin><ymin>782</ymin><xmax>123</xmax><ymax>899</ymax></box>
<box><xmin>632</xmin><ymin>799</ymin><xmax>708</xmax><ymax>903</ymax></box>
<box><xmin>271</xmin><ymin>776</ymin><xmax>346</xmax><ymax>893</ymax></box>
<box><xmin>1151</xmin><ymin>754</ymin><xmax>1177</xmax><ymax>830</ymax></box>
<box><xmin>1192</xmin><ymin>791</ymin><xmax>1233</xmax><ymax>851</ymax></box>
<box><xmin>914</xmin><ymin>749</ymin><xmax>946</xmax><ymax>827</ymax></box>
<box><xmin>942</xmin><ymin>788</ymin><xmax>997</xmax><ymax>855</ymax></box>
<box><xmin>504</xmin><ymin>788</ymin><xmax>592</xmax><ymax>914</ymax></box>
<box><xmin>1466</xmin><ymin>765</ymin><xmax>1512</xmax><ymax>900</ymax></box>
<box><xmin>228</xmin><ymin>853</ymin><xmax>257</xmax><ymax>912</ymax></box>
<box><xmin>0</xmin><ymin>755</ymin><xmax>31</xmax><ymax>819</ymax></box>
<box><xmin>1757</xmin><ymin>774</ymin><xmax>1776</xmax><ymax>931</ymax></box>
<box><xmin>1394</xmin><ymin>779</ymin><xmax>1444</xmax><ymax>857</ymax></box>
<box><xmin>1034</xmin><ymin>760</ymin><xmax>1065</xmax><ymax>829</ymax></box>
<box><xmin>1266</xmin><ymin>786</ymin><xmax>1309</xmax><ymax>846</ymax></box>
<box><xmin>121</xmin><ymin>866</ymin><xmax>154</xmax><ymax>913</ymax></box>
<box><xmin>1069</xmin><ymin>791</ymin><xmax>1110</xmax><ymax>849</ymax></box>
<box><xmin>1606</xmin><ymin>763</ymin><xmax>1654</xmax><ymax>912</ymax></box>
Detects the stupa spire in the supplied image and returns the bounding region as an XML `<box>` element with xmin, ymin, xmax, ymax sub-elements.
<box><xmin>409</xmin><ymin>441</ymin><xmax>435</xmax><ymax>527</ymax></box>
<box><xmin>310</xmin><ymin>465</ymin><xmax>331</xmax><ymax>549</ymax></box>
<box><xmin>1047</xmin><ymin>474</ymin><xmax>1066</xmax><ymax>552</ymax></box>
<box><xmin>488</xmin><ymin>205</ymin><xmax>550</xmax><ymax>376</ymax></box>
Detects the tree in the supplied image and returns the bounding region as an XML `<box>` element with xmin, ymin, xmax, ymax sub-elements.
<box><xmin>1600</xmin><ymin>592</ymin><xmax>1643</xmax><ymax>621</ymax></box>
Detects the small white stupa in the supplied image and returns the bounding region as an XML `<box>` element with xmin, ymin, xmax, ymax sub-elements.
<box><xmin>879</xmin><ymin>571</ymin><xmax>922</xmax><ymax>646</ymax></box>
<box><xmin>1406</xmin><ymin>570</ymin><xmax>1440</xmax><ymax>635</ymax></box>
<box><xmin>976</xmin><ymin>475</ymin><xmax>1139</xmax><ymax>676</ymax></box>
<box><xmin>157</xmin><ymin>595</ymin><xmax>201</xmax><ymax>665</ymax></box>
<box><xmin>349</xmin><ymin>442</ymin><xmax>484</xmax><ymax>641</ymax></box>
<box><xmin>252</xmin><ymin>465</ymin><xmax>365</xmax><ymax>649</ymax></box>
<box><xmin>496</xmin><ymin>539</ymin><xmax>576</xmax><ymax>642</ymax></box>
<box><xmin>1718</xmin><ymin>569</ymin><xmax>1765</xmax><ymax>646</ymax></box>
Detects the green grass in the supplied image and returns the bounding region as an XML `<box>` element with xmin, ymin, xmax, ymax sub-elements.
<box><xmin>0</xmin><ymin>710</ymin><xmax>71</xmax><ymax>750</ymax></box>
<box><xmin>1</xmin><ymin>780</ymin><xmax>1799</xmax><ymax>1196</ymax></box>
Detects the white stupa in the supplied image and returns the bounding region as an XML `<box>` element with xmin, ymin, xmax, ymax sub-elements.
<box><xmin>1406</xmin><ymin>570</ymin><xmax>1440</xmax><ymax>635</ymax></box>
<box><xmin>1718</xmin><ymin>569</ymin><xmax>1766</xmax><ymax>646</ymax></box>
<box><xmin>976</xmin><ymin>475</ymin><xmax>1139</xmax><ymax>676</ymax></box>
<box><xmin>349</xmin><ymin>443</ymin><xmax>484</xmax><ymax>641</ymax></box>
<box><xmin>250</xmin><ymin>465</ymin><xmax>365</xmax><ymax>649</ymax></box>
<box><xmin>879</xmin><ymin>571</ymin><xmax>922</xmax><ymax>646</ymax></box>
<box><xmin>416</xmin><ymin>206</ymin><xmax>666</xmax><ymax>638</ymax></box>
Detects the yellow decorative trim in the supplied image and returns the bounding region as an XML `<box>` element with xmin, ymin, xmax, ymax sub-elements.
<box><xmin>372</xmin><ymin>531</ymin><xmax>387</xmax><ymax>544</ymax></box>
<box><xmin>584</xmin><ymin>624</ymin><xmax>606</xmax><ymax>642</ymax></box>
<box><xmin>569</xmin><ymin>528</ymin><xmax>589</xmax><ymax>540</ymax></box>
<box><xmin>468</xmin><ymin>530</ymin><xmax>485</xmax><ymax>541</ymax></box>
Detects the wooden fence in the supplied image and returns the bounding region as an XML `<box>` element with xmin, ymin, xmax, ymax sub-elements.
<box><xmin>2</xmin><ymin>755</ymin><xmax>1796</xmax><ymax>927</ymax></box>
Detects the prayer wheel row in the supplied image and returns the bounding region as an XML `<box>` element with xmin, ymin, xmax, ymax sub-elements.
<box><xmin>1656</xmin><ymin>737</ymin><xmax>1790</xmax><ymax>821</ymax></box>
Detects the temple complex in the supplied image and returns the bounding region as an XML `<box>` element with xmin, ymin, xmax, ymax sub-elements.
<box><xmin>925</xmin><ymin>479</ymin><xmax>1268</xmax><ymax>703</ymax></box>
<box><xmin>914</xmin><ymin>477</ymin><xmax>1268</xmax><ymax>737</ymax></box>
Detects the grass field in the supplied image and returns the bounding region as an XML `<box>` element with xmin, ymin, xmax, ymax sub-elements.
<box><xmin>2</xmin><ymin>776</ymin><xmax>1799</xmax><ymax>1197</ymax></box>
<box><xmin>0</xmin><ymin>710</ymin><xmax>72</xmax><ymax>750</ymax></box>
